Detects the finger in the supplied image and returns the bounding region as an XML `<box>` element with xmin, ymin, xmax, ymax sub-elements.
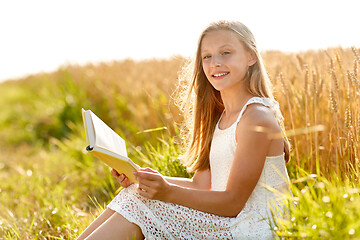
<box><xmin>135</xmin><ymin>171</ymin><xmax>159</xmax><ymax>181</ymax></box>
<box><xmin>111</xmin><ymin>169</ymin><xmax>120</xmax><ymax>177</ymax></box>
<box><xmin>136</xmin><ymin>178</ymin><xmax>158</xmax><ymax>191</ymax></box>
<box><xmin>141</xmin><ymin>167</ymin><xmax>158</xmax><ymax>174</ymax></box>
<box><xmin>123</xmin><ymin>174</ymin><xmax>135</xmax><ymax>184</ymax></box>
<box><xmin>136</xmin><ymin>185</ymin><xmax>153</xmax><ymax>198</ymax></box>
<box><xmin>118</xmin><ymin>174</ymin><xmax>127</xmax><ymax>182</ymax></box>
<box><xmin>138</xmin><ymin>180</ymin><xmax>153</xmax><ymax>191</ymax></box>
<box><xmin>123</xmin><ymin>180</ymin><xmax>134</xmax><ymax>188</ymax></box>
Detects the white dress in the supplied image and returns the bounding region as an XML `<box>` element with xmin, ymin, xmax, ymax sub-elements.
<box><xmin>107</xmin><ymin>97</ymin><xmax>290</xmax><ymax>239</ymax></box>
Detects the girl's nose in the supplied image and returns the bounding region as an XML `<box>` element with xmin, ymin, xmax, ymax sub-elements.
<box><xmin>211</xmin><ymin>55</ymin><xmax>222</xmax><ymax>68</ymax></box>
<box><xmin>210</xmin><ymin>56</ymin><xmax>221</xmax><ymax>67</ymax></box>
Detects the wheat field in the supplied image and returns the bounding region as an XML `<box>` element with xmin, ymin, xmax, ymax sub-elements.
<box><xmin>0</xmin><ymin>48</ymin><xmax>359</xmax><ymax>239</ymax></box>
<box><xmin>264</xmin><ymin>47</ymin><xmax>359</xmax><ymax>176</ymax></box>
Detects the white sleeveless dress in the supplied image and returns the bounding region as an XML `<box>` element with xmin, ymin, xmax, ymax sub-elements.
<box><xmin>107</xmin><ymin>97</ymin><xmax>290</xmax><ymax>239</ymax></box>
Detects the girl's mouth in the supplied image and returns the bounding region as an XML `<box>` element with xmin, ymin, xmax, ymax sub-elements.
<box><xmin>212</xmin><ymin>72</ymin><xmax>229</xmax><ymax>78</ymax></box>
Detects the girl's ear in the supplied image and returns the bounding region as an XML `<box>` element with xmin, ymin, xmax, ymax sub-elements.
<box><xmin>247</xmin><ymin>51</ymin><xmax>257</xmax><ymax>66</ymax></box>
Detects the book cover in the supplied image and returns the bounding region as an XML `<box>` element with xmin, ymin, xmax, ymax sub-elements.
<box><xmin>82</xmin><ymin>108</ymin><xmax>139</xmax><ymax>183</ymax></box>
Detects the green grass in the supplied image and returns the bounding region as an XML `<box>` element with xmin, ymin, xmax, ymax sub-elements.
<box><xmin>0</xmin><ymin>121</ymin><xmax>188</xmax><ymax>239</ymax></box>
<box><xmin>271</xmin><ymin>169</ymin><xmax>360</xmax><ymax>239</ymax></box>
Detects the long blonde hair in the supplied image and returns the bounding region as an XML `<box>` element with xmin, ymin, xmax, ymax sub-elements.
<box><xmin>178</xmin><ymin>20</ymin><xmax>290</xmax><ymax>172</ymax></box>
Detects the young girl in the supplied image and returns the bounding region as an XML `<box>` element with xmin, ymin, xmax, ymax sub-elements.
<box><xmin>77</xmin><ymin>20</ymin><xmax>291</xmax><ymax>240</ymax></box>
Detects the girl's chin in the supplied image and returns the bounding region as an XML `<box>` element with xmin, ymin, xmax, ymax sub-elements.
<box><xmin>210</xmin><ymin>82</ymin><xmax>244</xmax><ymax>93</ymax></box>
<box><xmin>211</xmin><ymin>85</ymin><xmax>226</xmax><ymax>91</ymax></box>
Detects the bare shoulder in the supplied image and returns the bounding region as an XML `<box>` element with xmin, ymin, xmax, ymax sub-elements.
<box><xmin>238</xmin><ymin>103</ymin><xmax>281</xmax><ymax>133</ymax></box>
<box><xmin>235</xmin><ymin>103</ymin><xmax>283</xmax><ymax>156</ymax></box>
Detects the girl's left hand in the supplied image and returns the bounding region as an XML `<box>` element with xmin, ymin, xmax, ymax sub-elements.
<box><xmin>134</xmin><ymin>168</ymin><xmax>171</xmax><ymax>201</ymax></box>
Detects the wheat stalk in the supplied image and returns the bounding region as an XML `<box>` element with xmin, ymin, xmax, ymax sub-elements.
<box><xmin>353</xmin><ymin>59</ymin><xmax>358</xmax><ymax>79</ymax></box>
<box><xmin>351</xmin><ymin>46</ymin><xmax>360</xmax><ymax>65</ymax></box>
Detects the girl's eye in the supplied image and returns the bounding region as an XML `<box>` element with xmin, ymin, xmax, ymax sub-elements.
<box><xmin>222</xmin><ymin>51</ymin><xmax>230</xmax><ymax>55</ymax></box>
<box><xmin>203</xmin><ymin>55</ymin><xmax>211</xmax><ymax>59</ymax></box>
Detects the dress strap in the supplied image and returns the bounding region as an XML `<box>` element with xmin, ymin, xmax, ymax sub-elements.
<box><xmin>234</xmin><ymin>97</ymin><xmax>284</xmax><ymax>125</ymax></box>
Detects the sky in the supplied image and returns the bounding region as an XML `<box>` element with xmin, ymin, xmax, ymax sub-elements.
<box><xmin>0</xmin><ymin>0</ymin><xmax>359</xmax><ymax>82</ymax></box>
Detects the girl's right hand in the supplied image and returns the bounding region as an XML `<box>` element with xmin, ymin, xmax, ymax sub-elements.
<box><xmin>111</xmin><ymin>169</ymin><xmax>134</xmax><ymax>188</ymax></box>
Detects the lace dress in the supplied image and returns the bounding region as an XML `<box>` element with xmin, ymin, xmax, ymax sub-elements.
<box><xmin>107</xmin><ymin>97</ymin><xmax>290</xmax><ymax>239</ymax></box>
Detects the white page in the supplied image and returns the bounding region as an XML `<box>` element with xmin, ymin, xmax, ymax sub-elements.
<box><xmin>89</xmin><ymin>110</ymin><xmax>128</xmax><ymax>158</ymax></box>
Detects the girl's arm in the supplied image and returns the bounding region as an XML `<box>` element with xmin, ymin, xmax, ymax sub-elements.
<box><xmin>164</xmin><ymin>169</ymin><xmax>211</xmax><ymax>190</ymax></box>
<box><xmin>134</xmin><ymin>105</ymin><xmax>284</xmax><ymax>217</ymax></box>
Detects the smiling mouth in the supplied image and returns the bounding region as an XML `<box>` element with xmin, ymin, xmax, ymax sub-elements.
<box><xmin>212</xmin><ymin>72</ymin><xmax>229</xmax><ymax>78</ymax></box>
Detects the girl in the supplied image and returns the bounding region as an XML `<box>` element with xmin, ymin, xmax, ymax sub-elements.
<box><xmin>77</xmin><ymin>20</ymin><xmax>291</xmax><ymax>240</ymax></box>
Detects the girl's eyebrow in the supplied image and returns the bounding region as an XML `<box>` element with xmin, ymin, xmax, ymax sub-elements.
<box><xmin>200</xmin><ymin>48</ymin><xmax>210</xmax><ymax>55</ymax></box>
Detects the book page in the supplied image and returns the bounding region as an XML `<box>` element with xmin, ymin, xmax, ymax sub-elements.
<box><xmin>89</xmin><ymin>111</ymin><xmax>128</xmax><ymax>158</ymax></box>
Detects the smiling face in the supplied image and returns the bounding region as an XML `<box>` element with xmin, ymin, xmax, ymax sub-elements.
<box><xmin>201</xmin><ymin>29</ymin><xmax>257</xmax><ymax>92</ymax></box>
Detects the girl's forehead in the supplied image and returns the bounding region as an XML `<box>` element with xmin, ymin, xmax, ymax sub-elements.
<box><xmin>201</xmin><ymin>30</ymin><xmax>243</xmax><ymax>51</ymax></box>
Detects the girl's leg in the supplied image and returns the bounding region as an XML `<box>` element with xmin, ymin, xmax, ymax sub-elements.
<box><xmin>76</xmin><ymin>208</ymin><xmax>115</xmax><ymax>240</ymax></box>
<box><xmin>85</xmin><ymin>211</ymin><xmax>144</xmax><ymax>240</ymax></box>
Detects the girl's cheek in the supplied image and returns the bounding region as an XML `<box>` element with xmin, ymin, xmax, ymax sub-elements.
<box><xmin>202</xmin><ymin>64</ymin><xmax>210</xmax><ymax>75</ymax></box>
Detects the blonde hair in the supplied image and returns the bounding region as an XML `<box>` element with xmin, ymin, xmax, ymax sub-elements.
<box><xmin>178</xmin><ymin>20</ymin><xmax>290</xmax><ymax>172</ymax></box>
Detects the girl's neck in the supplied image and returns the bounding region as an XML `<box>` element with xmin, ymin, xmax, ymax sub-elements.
<box><xmin>218</xmin><ymin>90</ymin><xmax>253</xmax><ymax>129</ymax></box>
<box><xmin>221</xmin><ymin>89</ymin><xmax>253</xmax><ymax>115</ymax></box>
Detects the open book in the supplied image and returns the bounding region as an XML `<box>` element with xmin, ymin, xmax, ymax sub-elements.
<box><xmin>82</xmin><ymin>108</ymin><xmax>140</xmax><ymax>183</ymax></box>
